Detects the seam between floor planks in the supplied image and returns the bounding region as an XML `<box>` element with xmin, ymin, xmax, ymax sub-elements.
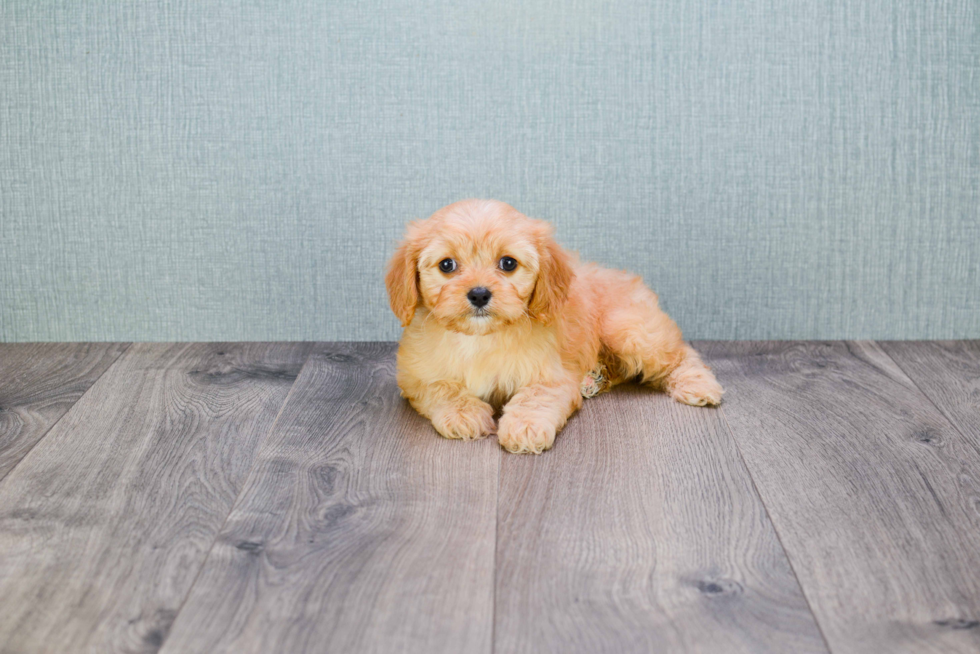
<box><xmin>0</xmin><ymin>342</ymin><xmax>131</xmax><ymax>486</ymax></box>
<box><xmin>715</xmin><ymin>403</ymin><xmax>836</xmax><ymax>654</ymax></box>
<box><xmin>492</xmin><ymin>382</ymin><xmax>827</xmax><ymax>653</ymax></box>
<box><xmin>491</xmin><ymin>441</ymin><xmax>502</xmax><ymax>654</ymax></box>
<box><xmin>695</xmin><ymin>340</ymin><xmax>980</xmax><ymax>654</ymax></box>
<box><xmin>877</xmin><ymin>342</ymin><xmax>980</xmax><ymax>453</ymax></box>
<box><xmin>159</xmin><ymin>343</ymin><xmax>500</xmax><ymax>654</ymax></box>
<box><xmin>0</xmin><ymin>342</ymin><xmax>316</xmax><ymax>653</ymax></box>
<box><xmin>159</xmin><ymin>343</ymin><xmax>317</xmax><ymax>647</ymax></box>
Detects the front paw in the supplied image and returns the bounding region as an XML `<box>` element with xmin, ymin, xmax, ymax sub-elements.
<box><xmin>497</xmin><ymin>410</ymin><xmax>557</xmax><ymax>454</ymax></box>
<box><xmin>432</xmin><ymin>401</ymin><xmax>496</xmax><ymax>441</ymax></box>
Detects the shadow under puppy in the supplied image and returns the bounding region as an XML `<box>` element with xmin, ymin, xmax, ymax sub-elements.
<box><xmin>385</xmin><ymin>199</ymin><xmax>723</xmax><ymax>454</ymax></box>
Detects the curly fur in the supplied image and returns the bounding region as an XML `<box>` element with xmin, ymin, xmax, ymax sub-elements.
<box><xmin>386</xmin><ymin>199</ymin><xmax>723</xmax><ymax>454</ymax></box>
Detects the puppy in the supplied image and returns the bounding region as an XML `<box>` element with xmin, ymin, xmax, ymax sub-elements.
<box><xmin>385</xmin><ymin>199</ymin><xmax>723</xmax><ymax>454</ymax></box>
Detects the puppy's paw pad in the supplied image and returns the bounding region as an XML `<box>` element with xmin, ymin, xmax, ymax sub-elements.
<box><xmin>497</xmin><ymin>411</ymin><xmax>557</xmax><ymax>454</ymax></box>
<box><xmin>433</xmin><ymin>403</ymin><xmax>496</xmax><ymax>441</ymax></box>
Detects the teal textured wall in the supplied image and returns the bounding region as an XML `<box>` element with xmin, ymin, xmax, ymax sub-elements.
<box><xmin>1</xmin><ymin>1</ymin><xmax>978</xmax><ymax>342</ymax></box>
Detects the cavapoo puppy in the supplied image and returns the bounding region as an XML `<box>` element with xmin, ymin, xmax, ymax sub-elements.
<box><xmin>385</xmin><ymin>199</ymin><xmax>723</xmax><ymax>454</ymax></box>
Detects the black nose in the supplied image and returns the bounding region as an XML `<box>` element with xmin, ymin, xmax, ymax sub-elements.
<box><xmin>467</xmin><ymin>287</ymin><xmax>492</xmax><ymax>308</ymax></box>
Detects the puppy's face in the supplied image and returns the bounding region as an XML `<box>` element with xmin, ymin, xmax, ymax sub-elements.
<box><xmin>416</xmin><ymin>221</ymin><xmax>539</xmax><ymax>335</ymax></box>
<box><xmin>386</xmin><ymin>200</ymin><xmax>573</xmax><ymax>335</ymax></box>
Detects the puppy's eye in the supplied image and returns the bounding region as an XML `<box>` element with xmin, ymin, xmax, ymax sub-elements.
<box><xmin>438</xmin><ymin>258</ymin><xmax>457</xmax><ymax>273</ymax></box>
<box><xmin>499</xmin><ymin>256</ymin><xmax>518</xmax><ymax>272</ymax></box>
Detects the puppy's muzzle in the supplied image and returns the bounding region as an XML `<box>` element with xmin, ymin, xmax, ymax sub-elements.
<box><xmin>467</xmin><ymin>287</ymin><xmax>492</xmax><ymax>309</ymax></box>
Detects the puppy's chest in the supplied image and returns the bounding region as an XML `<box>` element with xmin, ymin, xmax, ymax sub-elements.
<box><xmin>442</xmin><ymin>329</ymin><xmax>562</xmax><ymax>401</ymax></box>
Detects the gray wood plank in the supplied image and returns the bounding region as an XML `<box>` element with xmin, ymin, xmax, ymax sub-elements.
<box><xmin>494</xmin><ymin>384</ymin><xmax>827</xmax><ymax>653</ymax></box>
<box><xmin>161</xmin><ymin>343</ymin><xmax>499</xmax><ymax>654</ymax></box>
<box><xmin>0</xmin><ymin>342</ymin><xmax>312</xmax><ymax>654</ymax></box>
<box><xmin>878</xmin><ymin>341</ymin><xmax>980</xmax><ymax>445</ymax></box>
<box><xmin>697</xmin><ymin>341</ymin><xmax>980</xmax><ymax>654</ymax></box>
<box><xmin>0</xmin><ymin>342</ymin><xmax>128</xmax><ymax>481</ymax></box>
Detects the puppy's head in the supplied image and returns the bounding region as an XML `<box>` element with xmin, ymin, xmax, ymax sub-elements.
<box><xmin>385</xmin><ymin>199</ymin><xmax>574</xmax><ymax>335</ymax></box>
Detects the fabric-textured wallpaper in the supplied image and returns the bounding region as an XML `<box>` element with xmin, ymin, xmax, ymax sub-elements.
<box><xmin>1</xmin><ymin>1</ymin><xmax>978</xmax><ymax>342</ymax></box>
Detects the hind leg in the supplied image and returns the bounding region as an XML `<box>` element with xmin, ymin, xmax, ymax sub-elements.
<box><xmin>600</xmin><ymin>277</ymin><xmax>723</xmax><ymax>406</ymax></box>
<box><xmin>661</xmin><ymin>345</ymin><xmax>723</xmax><ymax>406</ymax></box>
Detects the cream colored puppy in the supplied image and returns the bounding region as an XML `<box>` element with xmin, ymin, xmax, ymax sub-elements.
<box><xmin>385</xmin><ymin>199</ymin><xmax>722</xmax><ymax>454</ymax></box>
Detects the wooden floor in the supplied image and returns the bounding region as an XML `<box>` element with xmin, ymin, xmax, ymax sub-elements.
<box><xmin>0</xmin><ymin>342</ymin><xmax>978</xmax><ymax>653</ymax></box>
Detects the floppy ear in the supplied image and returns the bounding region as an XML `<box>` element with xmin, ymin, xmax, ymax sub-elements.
<box><xmin>385</xmin><ymin>223</ymin><xmax>424</xmax><ymax>326</ymax></box>
<box><xmin>528</xmin><ymin>225</ymin><xmax>574</xmax><ymax>324</ymax></box>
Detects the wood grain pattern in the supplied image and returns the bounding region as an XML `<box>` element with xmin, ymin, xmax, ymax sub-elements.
<box><xmin>161</xmin><ymin>343</ymin><xmax>499</xmax><ymax>654</ymax></box>
<box><xmin>0</xmin><ymin>342</ymin><xmax>128</xmax><ymax>481</ymax></box>
<box><xmin>0</xmin><ymin>342</ymin><xmax>312</xmax><ymax>654</ymax></box>
<box><xmin>879</xmin><ymin>341</ymin><xmax>980</xmax><ymax>445</ymax></box>
<box><xmin>4</xmin><ymin>340</ymin><xmax>978</xmax><ymax>653</ymax></box>
<box><xmin>697</xmin><ymin>341</ymin><xmax>980</xmax><ymax>654</ymax></box>
<box><xmin>494</xmin><ymin>384</ymin><xmax>828</xmax><ymax>653</ymax></box>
